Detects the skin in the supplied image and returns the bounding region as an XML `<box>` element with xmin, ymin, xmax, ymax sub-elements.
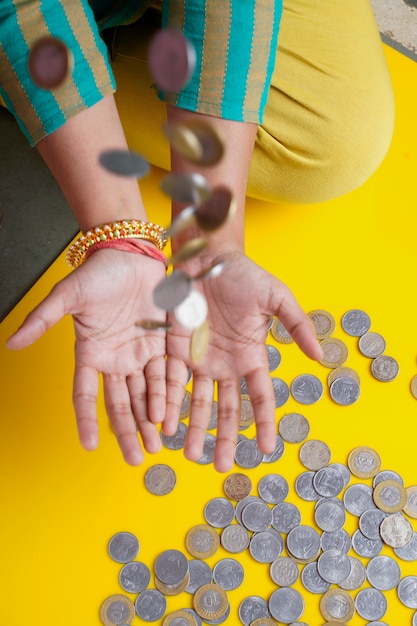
<box><xmin>7</xmin><ymin>95</ymin><xmax>322</xmax><ymax>471</ymax></box>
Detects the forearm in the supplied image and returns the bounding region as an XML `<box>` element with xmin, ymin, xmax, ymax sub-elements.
<box><xmin>168</xmin><ymin>105</ymin><xmax>257</xmax><ymax>254</ymax></box>
<box><xmin>36</xmin><ymin>95</ymin><xmax>148</xmax><ymax>232</ymax></box>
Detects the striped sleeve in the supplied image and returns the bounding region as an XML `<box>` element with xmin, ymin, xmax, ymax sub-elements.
<box><xmin>160</xmin><ymin>0</ymin><xmax>282</xmax><ymax>124</ymax></box>
<box><xmin>0</xmin><ymin>0</ymin><xmax>116</xmax><ymax>146</ymax></box>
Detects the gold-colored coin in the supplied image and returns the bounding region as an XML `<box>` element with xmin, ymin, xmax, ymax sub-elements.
<box><xmin>404</xmin><ymin>485</ymin><xmax>417</xmax><ymax>518</ymax></box>
<box><xmin>348</xmin><ymin>446</ymin><xmax>381</xmax><ymax>479</ymax></box>
<box><xmin>250</xmin><ymin>619</ymin><xmax>279</xmax><ymax>626</ymax></box>
<box><xmin>287</xmin><ymin>550</ymin><xmax>321</xmax><ymax>565</ymax></box>
<box><xmin>240</xmin><ymin>394</ymin><xmax>255</xmax><ymax>428</ymax></box>
<box><xmin>163</xmin><ymin>609</ymin><xmax>198</xmax><ymax>625</ymax></box>
<box><xmin>193</xmin><ymin>583</ymin><xmax>229</xmax><ymax>620</ymax></box>
<box><xmin>135</xmin><ymin>319</ymin><xmax>171</xmax><ymax>331</ymax></box>
<box><xmin>270</xmin><ymin>318</ymin><xmax>293</xmax><ymax>344</ymax></box>
<box><xmin>327</xmin><ymin>366</ymin><xmax>360</xmax><ymax>387</ymax></box>
<box><xmin>163</xmin><ymin>119</ymin><xmax>224</xmax><ymax>166</ymax></box>
<box><xmin>373</xmin><ymin>479</ymin><xmax>407</xmax><ymax>513</ymax></box>
<box><xmin>167</xmin><ymin>237</ymin><xmax>209</xmax><ymax>266</ymax></box>
<box><xmin>180</xmin><ymin>389</ymin><xmax>192</xmax><ymax>419</ymax></box>
<box><xmin>185</xmin><ymin>524</ymin><xmax>220</xmax><ymax>558</ymax></box>
<box><xmin>411</xmin><ymin>374</ymin><xmax>417</xmax><ymax>399</ymax></box>
<box><xmin>319</xmin><ymin>588</ymin><xmax>355</xmax><ymax>622</ymax></box>
<box><xmin>155</xmin><ymin>571</ymin><xmax>190</xmax><ymax>596</ymax></box>
<box><xmin>319</xmin><ymin>337</ymin><xmax>348</xmax><ymax>368</ymax></box>
<box><xmin>99</xmin><ymin>594</ymin><xmax>135</xmax><ymax>626</ymax></box>
<box><xmin>163</xmin><ymin>122</ymin><xmax>203</xmax><ymax>163</ymax></box>
<box><xmin>190</xmin><ymin>320</ymin><xmax>209</xmax><ymax>364</ymax></box>
<box><xmin>223</xmin><ymin>473</ymin><xmax>252</xmax><ymax>500</ymax></box>
<box><xmin>308</xmin><ymin>309</ymin><xmax>336</xmax><ymax>339</ymax></box>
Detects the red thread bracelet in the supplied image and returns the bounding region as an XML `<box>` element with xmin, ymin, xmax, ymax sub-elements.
<box><xmin>85</xmin><ymin>239</ymin><xmax>167</xmax><ymax>265</ymax></box>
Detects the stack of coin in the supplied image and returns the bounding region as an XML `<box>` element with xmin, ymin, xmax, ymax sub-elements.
<box><xmin>154</xmin><ymin>549</ymin><xmax>191</xmax><ymax>596</ymax></box>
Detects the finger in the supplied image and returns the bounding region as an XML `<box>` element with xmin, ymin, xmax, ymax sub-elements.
<box><xmin>73</xmin><ymin>363</ymin><xmax>100</xmax><ymax>451</ymax></box>
<box><xmin>245</xmin><ymin>367</ymin><xmax>276</xmax><ymax>455</ymax></box>
<box><xmin>103</xmin><ymin>372</ymin><xmax>144</xmax><ymax>466</ymax></box>
<box><xmin>164</xmin><ymin>355</ymin><xmax>189</xmax><ymax>436</ymax></box>
<box><xmin>144</xmin><ymin>355</ymin><xmax>166</xmax><ymax>424</ymax></box>
<box><xmin>268</xmin><ymin>281</ymin><xmax>323</xmax><ymax>361</ymax></box>
<box><xmin>214</xmin><ymin>378</ymin><xmax>241</xmax><ymax>473</ymax></box>
<box><xmin>183</xmin><ymin>375</ymin><xmax>214</xmax><ymax>462</ymax></box>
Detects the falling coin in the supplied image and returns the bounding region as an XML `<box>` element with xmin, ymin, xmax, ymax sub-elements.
<box><xmin>190</xmin><ymin>320</ymin><xmax>210</xmax><ymax>364</ymax></box>
<box><xmin>161</xmin><ymin>172</ymin><xmax>211</xmax><ymax>205</ymax></box>
<box><xmin>167</xmin><ymin>237</ymin><xmax>209</xmax><ymax>266</ymax></box>
<box><xmin>196</xmin><ymin>186</ymin><xmax>236</xmax><ymax>231</ymax></box>
<box><xmin>174</xmin><ymin>289</ymin><xmax>208</xmax><ymax>329</ymax></box>
<box><xmin>28</xmin><ymin>36</ymin><xmax>73</xmax><ymax>90</ymax></box>
<box><xmin>99</xmin><ymin>149</ymin><xmax>150</xmax><ymax>178</ymax></box>
<box><xmin>135</xmin><ymin>319</ymin><xmax>171</xmax><ymax>330</ymax></box>
<box><xmin>163</xmin><ymin>119</ymin><xmax>224</xmax><ymax>165</ymax></box>
<box><xmin>153</xmin><ymin>270</ymin><xmax>193</xmax><ymax>311</ymax></box>
<box><xmin>147</xmin><ymin>27</ymin><xmax>196</xmax><ymax>92</ymax></box>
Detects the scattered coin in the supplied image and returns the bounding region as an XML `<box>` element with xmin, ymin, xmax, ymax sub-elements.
<box><xmin>308</xmin><ymin>309</ymin><xmax>336</xmax><ymax>339</ymax></box>
<box><xmin>338</xmin><ymin>555</ymin><xmax>366</xmax><ymax>591</ymax></box>
<box><xmin>269</xmin><ymin>587</ymin><xmax>304</xmax><ymax>623</ymax></box>
<box><xmin>269</xmin><ymin>556</ymin><xmax>299</xmax><ymax>586</ymax></box>
<box><xmin>299</xmin><ymin>439</ymin><xmax>331</xmax><ymax>470</ymax></box>
<box><xmin>358</xmin><ymin>331</ymin><xmax>386</xmax><ymax>358</ymax></box>
<box><xmin>366</xmin><ymin>555</ymin><xmax>401</xmax><ymax>590</ymax></box>
<box><xmin>266</xmin><ymin>344</ymin><xmax>281</xmax><ymax>372</ymax></box>
<box><xmin>278</xmin><ymin>413</ymin><xmax>310</xmax><ymax>443</ymax></box>
<box><xmin>135</xmin><ymin>588</ymin><xmax>167</xmax><ymax>621</ymax></box>
<box><xmin>371</xmin><ymin>354</ymin><xmax>399</xmax><ymax>382</ymax></box>
<box><xmin>240</xmin><ymin>394</ymin><xmax>255</xmax><ymax>429</ymax></box>
<box><xmin>327</xmin><ymin>366</ymin><xmax>360</xmax><ymax>387</ymax></box>
<box><xmin>119</xmin><ymin>561</ymin><xmax>150</xmax><ymax>594</ymax></box>
<box><xmin>100</xmin><ymin>594</ymin><xmax>135</xmax><ymax>626</ymax></box>
<box><xmin>148</xmin><ymin>27</ymin><xmax>196</xmax><ymax>92</ymax></box>
<box><xmin>186</xmin><ymin>524</ymin><xmax>220</xmax><ymax>559</ymax></box>
<box><xmin>108</xmin><ymin>532</ymin><xmax>139</xmax><ymax>563</ymax></box>
<box><xmin>193</xmin><ymin>583</ymin><xmax>229</xmax><ymax>621</ymax></box>
<box><xmin>291</xmin><ymin>374</ymin><xmax>323</xmax><ymax>405</ymax></box>
<box><xmin>28</xmin><ymin>35</ymin><xmax>73</xmax><ymax>90</ymax></box>
<box><xmin>348</xmin><ymin>446</ymin><xmax>381</xmax><ymax>479</ymax></box>
<box><xmin>144</xmin><ymin>464</ymin><xmax>176</xmax><ymax>495</ymax></box>
<box><xmin>223</xmin><ymin>473</ymin><xmax>252</xmax><ymax>501</ymax></box>
<box><xmin>373</xmin><ymin>479</ymin><xmax>407</xmax><ymax>513</ymax></box>
<box><xmin>163</xmin><ymin>609</ymin><xmax>197</xmax><ymax>625</ymax></box>
<box><xmin>221</xmin><ymin>524</ymin><xmax>250</xmax><ymax>553</ymax></box>
<box><xmin>213</xmin><ymin>558</ymin><xmax>244</xmax><ymax>591</ymax></box>
<box><xmin>258</xmin><ymin>473</ymin><xmax>289</xmax><ymax>505</ymax></box>
<box><xmin>341</xmin><ymin>309</ymin><xmax>371</xmax><ymax>336</ymax></box>
<box><xmin>249</xmin><ymin>529</ymin><xmax>283</xmax><ymax>563</ymax></box>
<box><xmin>329</xmin><ymin>376</ymin><xmax>360</xmax><ymax>405</ymax></box>
<box><xmin>161</xmin><ymin>421</ymin><xmax>188</xmax><ymax>450</ymax></box>
<box><xmin>204</xmin><ymin>498</ymin><xmax>235</xmax><ymax>529</ymax></box>
<box><xmin>186</xmin><ymin>559</ymin><xmax>213</xmax><ymax>595</ymax></box>
<box><xmin>238</xmin><ymin>596</ymin><xmax>270</xmax><ymax>626</ymax></box>
<box><xmin>404</xmin><ymin>486</ymin><xmax>417</xmax><ymax>518</ymax></box>
<box><xmin>234</xmin><ymin>438</ymin><xmax>264</xmax><ymax>469</ymax></box>
<box><xmin>271</xmin><ymin>377</ymin><xmax>290</xmax><ymax>407</ymax></box>
<box><xmin>319</xmin><ymin>337</ymin><xmax>349</xmax><ymax>368</ymax></box>
<box><xmin>319</xmin><ymin>588</ymin><xmax>355</xmax><ymax>622</ymax></box>
<box><xmin>355</xmin><ymin>587</ymin><xmax>387</xmax><ymax>621</ymax></box>
<box><xmin>99</xmin><ymin>149</ymin><xmax>150</xmax><ymax>178</ymax></box>
<box><xmin>398</xmin><ymin>575</ymin><xmax>417</xmax><ymax>608</ymax></box>
<box><xmin>380</xmin><ymin>512</ymin><xmax>414</xmax><ymax>548</ymax></box>
<box><xmin>190</xmin><ymin>320</ymin><xmax>209</xmax><ymax>364</ymax></box>
<box><xmin>270</xmin><ymin>318</ymin><xmax>293</xmax><ymax>343</ymax></box>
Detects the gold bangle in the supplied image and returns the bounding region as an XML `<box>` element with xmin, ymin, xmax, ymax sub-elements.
<box><xmin>66</xmin><ymin>219</ymin><xmax>169</xmax><ymax>269</ymax></box>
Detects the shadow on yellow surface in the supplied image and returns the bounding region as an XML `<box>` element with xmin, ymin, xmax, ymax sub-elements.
<box><xmin>1</xmin><ymin>46</ymin><xmax>417</xmax><ymax>625</ymax></box>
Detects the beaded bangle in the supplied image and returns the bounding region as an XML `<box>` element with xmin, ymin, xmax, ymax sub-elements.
<box><xmin>66</xmin><ymin>219</ymin><xmax>169</xmax><ymax>269</ymax></box>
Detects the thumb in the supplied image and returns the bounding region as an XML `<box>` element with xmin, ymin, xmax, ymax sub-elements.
<box><xmin>6</xmin><ymin>278</ymin><xmax>75</xmax><ymax>350</ymax></box>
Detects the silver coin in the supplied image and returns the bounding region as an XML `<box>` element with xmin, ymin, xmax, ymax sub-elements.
<box><xmin>153</xmin><ymin>270</ymin><xmax>192</xmax><ymax>311</ymax></box>
<box><xmin>328</xmin><ymin>462</ymin><xmax>351</xmax><ymax>487</ymax></box>
<box><xmin>119</xmin><ymin>561</ymin><xmax>150</xmax><ymax>594</ymax></box>
<box><xmin>154</xmin><ymin>549</ymin><xmax>188</xmax><ymax>585</ymax></box>
<box><xmin>183</xmin><ymin>609</ymin><xmax>203</xmax><ymax>626</ymax></box>
<box><xmin>258</xmin><ymin>473</ymin><xmax>289</xmax><ymax>504</ymax></box>
<box><xmin>240</xmin><ymin>377</ymin><xmax>248</xmax><ymax>395</ymax></box>
<box><xmin>197</xmin><ymin>433</ymin><xmax>217</xmax><ymax>464</ymax></box>
<box><xmin>204</xmin><ymin>498</ymin><xmax>235</xmax><ymax>528</ymax></box>
<box><xmin>174</xmin><ymin>289</ymin><xmax>208</xmax><ymax>330</ymax></box>
<box><xmin>380</xmin><ymin>512</ymin><xmax>413</xmax><ymax>548</ymax></box>
<box><xmin>299</xmin><ymin>439</ymin><xmax>331</xmax><ymax>470</ymax></box>
<box><xmin>287</xmin><ymin>525</ymin><xmax>321</xmax><ymax>562</ymax></box>
<box><xmin>269</xmin><ymin>587</ymin><xmax>304</xmax><ymax>623</ymax></box>
<box><xmin>99</xmin><ymin>149</ymin><xmax>150</xmax><ymax>178</ymax></box>
<box><xmin>160</xmin><ymin>172</ymin><xmax>210</xmax><ymax>205</ymax></box>
<box><xmin>329</xmin><ymin>376</ymin><xmax>360</xmax><ymax>405</ymax></box>
<box><xmin>241</xmin><ymin>500</ymin><xmax>272</xmax><ymax>532</ymax></box>
<box><xmin>271</xmin><ymin>502</ymin><xmax>301</xmax><ymax>534</ymax></box>
<box><xmin>249</xmin><ymin>529</ymin><xmax>283</xmax><ymax>563</ymax></box>
<box><xmin>394</xmin><ymin>531</ymin><xmax>417</xmax><ymax>561</ymax></box>
<box><xmin>180</xmin><ymin>391</ymin><xmax>192</xmax><ymax>419</ymax></box>
<box><xmin>262</xmin><ymin>435</ymin><xmax>285</xmax><ymax>463</ymax></box>
<box><xmin>317</xmin><ymin>549</ymin><xmax>351</xmax><ymax>584</ymax></box>
<box><xmin>271</xmin><ymin>377</ymin><xmax>290</xmax><ymax>407</ymax></box>
<box><xmin>278</xmin><ymin>413</ymin><xmax>310</xmax><ymax>443</ymax></box>
<box><xmin>366</xmin><ymin>555</ymin><xmax>401</xmax><ymax>590</ymax></box>
<box><xmin>238</xmin><ymin>596</ymin><xmax>270</xmax><ymax>626</ymax></box>
<box><xmin>358</xmin><ymin>332</ymin><xmax>386</xmax><ymax>357</ymax></box>
<box><xmin>186</xmin><ymin>559</ymin><xmax>212</xmax><ymax>594</ymax></box>
<box><xmin>320</xmin><ymin>528</ymin><xmax>351</xmax><ymax>553</ymax></box>
<box><xmin>295</xmin><ymin>471</ymin><xmax>320</xmax><ymax>502</ymax></box>
<box><xmin>291</xmin><ymin>374</ymin><xmax>323</xmax><ymax>405</ymax></box>
<box><xmin>235</xmin><ymin>496</ymin><xmax>264</xmax><ymax>525</ymax></box>
<box><xmin>343</xmin><ymin>483</ymin><xmax>376</xmax><ymax>516</ymax></box>
<box><xmin>270</xmin><ymin>556</ymin><xmax>299</xmax><ymax>586</ymax></box>
<box><xmin>213</xmin><ymin>558</ymin><xmax>244</xmax><ymax>590</ymax></box>
<box><xmin>301</xmin><ymin>561</ymin><xmax>331</xmax><ymax>594</ymax></box>
<box><xmin>266</xmin><ymin>344</ymin><xmax>281</xmax><ymax>371</ymax></box>
<box><xmin>373</xmin><ymin>469</ymin><xmax>404</xmax><ymax>487</ymax></box>
<box><xmin>108</xmin><ymin>532</ymin><xmax>139</xmax><ymax>563</ymax></box>
<box><xmin>338</xmin><ymin>555</ymin><xmax>366</xmax><ymax>590</ymax></box>
<box><xmin>352</xmin><ymin>529</ymin><xmax>383</xmax><ymax>558</ymax></box>
<box><xmin>147</xmin><ymin>27</ymin><xmax>196</xmax><ymax>92</ymax></box>
<box><xmin>144</xmin><ymin>464</ymin><xmax>176</xmax><ymax>495</ymax></box>
<box><xmin>234</xmin><ymin>438</ymin><xmax>263</xmax><ymax>469</ymax></box>
<box><xmin>207</xmin><ymin>401</ymin><xmax>218</xmax><ymax>430</ymax></box>
<box><xmin>313</xmin><ymin>466</ymin><xmax>345</xmax><ymax>497</ymax></box>
<box><xmin>359</xmin><ymin>508</ymin><xmax>387</xmax><ymax>540</ymax></box>
<box><xmin>221</xmin><ymin>524</ymin><xmax>250</xmax><ymax>553</ymax></box>
<box><xmin>355</xmin><ymin>587</ymin><xmax>387</xmax><ymax>620</ymax></box>
<box><xmin>371</xmin><ymin>355</ymin><xmax>400</xmax><ymax>382</ymax></box>
<box><xmin>341</xmin><ymin>309</ymin><xmax>371</xmax><ymax>336</ymax></box>
<box><xmin>134</xmin><ymin>589</ymin><xmax>167</xmax><ymax>621</ymax></box>
<box><xmin>398</xmin><ymin>575</ymin><xmax>417</xmax><ymax>608</ymax></box>
<box><xmin>314</xmin><ymin>499</ymin><xmax>346</xmax><ymax>532</ymax></box>
<box><xmin>161</xmin><ymin>421</ymin><xmax>188</xmax><ymax>450</ymax></box>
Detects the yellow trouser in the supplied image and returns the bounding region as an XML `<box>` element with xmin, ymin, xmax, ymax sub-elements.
<box><xmin>112</xmin><ymin>0</ymin><xmax>394</xmax><ymax>204</ymax></box>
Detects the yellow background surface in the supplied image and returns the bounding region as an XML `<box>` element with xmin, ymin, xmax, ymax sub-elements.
<box><xmin>1</xmin><ymin>45</ymin><xmax>417</xmax><ymax>625</ymax></box>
